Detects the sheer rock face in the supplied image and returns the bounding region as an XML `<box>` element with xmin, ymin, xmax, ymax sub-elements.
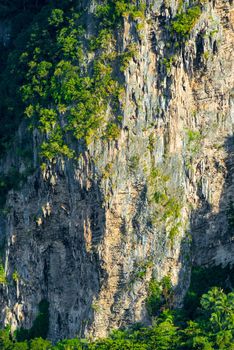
<box><xmin>0</xmin><ymin>0</ymin><xmax>234</xmax><ymax>342</ymax></box>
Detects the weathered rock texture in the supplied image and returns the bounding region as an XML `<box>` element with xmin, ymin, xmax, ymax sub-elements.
<box><xmin>0</xmin><ymin>0</ymin><xmax>234</xmax><ymax>342</ymax></box>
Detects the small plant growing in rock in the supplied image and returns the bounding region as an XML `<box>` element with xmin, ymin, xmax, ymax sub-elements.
<box><xmin>162</xmin><ymin>55</ymin><xmax>176</xmax><ymax>75</ymax></box>
<box><xmin>169</xmin><ymin>222</ymin><xmax>182</xmax><ymax>243</ymax></box>
<box><xmin>129</xmin><ymin>155</ymin><xmax>140</xmax><ymax>171</ymax></box>
<box><xmin>104</xmin><ymin>122</ymin><xmax>121</xmax><ymax>140</ymax></box>
<box><xmin>186</xmin><ymin>129</ymin><xmax>203</xmax><ymax>156</ymax></box>
<box><xmin>120</xmin><ymin>43</ymin><xmax>138</xmax><ymax>72</ymax></box>
<box><xmin>12</xmin><ymin>270</ymin><xmax>19</xmax><ymax>282</ymax></box>
<box><xmin>203</xmin><ymin>51</ymin><xmax>210</xmax><ymax>61</ymax></box>
<box><xmin>0</xmin><ymin>264</ymin><xmax>6</xmax><ymax>284</ymax></box>
<box><xmin>147</xmin><ymin>133</ymin><xmax>156</xmax><ymax>153</ymax></box>
<box><xmin>91</xmin><ymin>302</ymin><xmax>101</xmax><ymax>313</ymax></box>
<box><xmin>102</xmin><ymin>162</ymin><xmax>113</xmax><ymax>179</ymax></box>
<box><xmin>134</xmin><ymin>259</ymin><xmax>154</xmax><ymax>280</ymax></box>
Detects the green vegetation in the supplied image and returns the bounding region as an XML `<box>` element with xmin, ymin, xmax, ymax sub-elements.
<box><xmin>20</xmin><ymin>10</ymin><xmax>120</xmax><ymax>158</ymax></box>
<box><xmin>185</xmin><ymin>128</ymin><xmax>202</xmax><ymax>162</ymax></box>
<box><xmin>184</xmin><ymin>265</ymin><xmax>234</xmax><ymax>319</ymax></box>
<box><xmin>147</xmin><ymin>166</ymin><xmax>183</xmax><ymax>243</ymax></box>
<box><xmin>91</xmin><ymin>302</ymin><xmax>101</xmax><ymax>313</ymax></box>
<box><xmin>0</xmin><ymin>266</ymin><xmax>233</xmax><ymax>349</ymax></box>
<box><xmin>12</xmin><ymin>271</ymin><xmax>20</xmax><ymax>282</ymax></box>
<box><xmin>160</xmin><ymin>3</ymin><xmax>203</xmax><ymax>75</ymax></box>
<box><xmin>0</xmin><ymin>0</ymin><xmax>146</xmax><ymax>162</ymax></box>
<box><xmin>128</xmin><ymin>155</ymin><xmax>140</xmax><ymax>172</ymax></box>
<box><xmin>131</xmin><ymin>259</ymin><xmax>153</xmax><ymax>281</ymax></box>
<box><xmin>203</xmin><ymin>51</ymin><xmax>210</xmax><ymax>61</ymax></box>
<box><xmin>147</xmin><ymin>133</ymin><xmax>156</xmax><ymax>153</ymax></box>
<box><xmin>1</xmin><ymin>284</ymin><xmax>234</xmax><ymax>349</ymax></box>
<box><xmin>104</xmin><ymin>122</ymin><xmax>121</xmax><ymax>141</ymax></box>
<box><xmin>171</xmin><ymin>5</ymin><xmax>202</xmax><ymax>39</ymax></box>
<box><xmin>185</xmin><ymin>129</ymin><xmax>203</xmax><ymax>166</ymax></box>
<box><xmin>146</xmin><ymin>276</ymin><xmax>173</xmax><ymax>316</ymax></box>
<box><xmin>102</xmin><ymin>162</ymin><xmax>114</xmax><ymax>179</ymax></box>
<box><xmin>120</xmin><ymin>43</ymin><xmax>138</xmax><ymax>72</ymax></box>
<box><xmin>0</xmin><ymin>263</ymin><xmax>7</xmax><ymax>284</ymax></box>
<box><xmin>95</xmin><ymin>0</ymin><xmax>145</xmax><ymax>26</ymax></box>
<box><xmin>187</xmin><ymin>129</ymin><xmax>203</xmax><ymax>146</ymax></box>
<box><xmin>162</xmin><ymin>56</ymin><xmax>176</xmax><ymax>75</ymax></box>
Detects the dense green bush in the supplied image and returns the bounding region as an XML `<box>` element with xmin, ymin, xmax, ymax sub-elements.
<box><xmin>104</xmin><ymin>122</ymin><xmax>121</xmax><ymax>140</ymax></box>
<box><xmin>0</xmin><ymin>0</ymin><xmax>145</xmax><ymax>161</ymax></box>
<box><xmin>184</xmin><ymin>264</ymin><xmax>234</xmax><ymax>319</ymax></box>
<box><xmin>146</xmin><ymin>276</ymin><xmax>173</xmax><ymax>316</ymax></box>
<box><xmin>171</xmin><ymin>5</ymin><xmax>201</xmax><ymax>38</ymax></box>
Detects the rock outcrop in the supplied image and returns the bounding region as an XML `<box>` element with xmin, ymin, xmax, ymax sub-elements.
<box><xmin>0</xmin><ymin>0</ymin><xmax>233</xmax><ymax>342</ymax></box>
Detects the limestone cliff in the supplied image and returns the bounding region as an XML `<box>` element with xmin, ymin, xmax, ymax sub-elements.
<box><xmin>0</xmin><ymin>0</ymin><xmax>233</xmax><ymax>342</ymax></box>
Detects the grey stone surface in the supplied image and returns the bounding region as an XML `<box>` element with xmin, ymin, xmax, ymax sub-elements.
<box><xmin>0</xmin><ymin>0</ymin><xmax>233</xmax><ymax>342</ymax></box>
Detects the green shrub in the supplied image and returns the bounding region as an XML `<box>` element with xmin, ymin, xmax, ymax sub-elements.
<box><xmin>147</xmin><ymin>166</ymin><xmax>183</xmax><ymax>241</ymax></box>
<box><xmin>120</xmin><ymin>43</ymin><xmax>138</xmax><ymax>72</ymax></box>
<box><xmin>133</xmin><ymin>260</ymin><xmax>153</xmax><ymax>280</ymax></box>
<box><xmin>104</xmin><ymin>122</ymin><xmax>121</xmax><ymax>140</ymax></box>
<box><xmin>102</xmin><ymin>163</ymin><xmax>114</xmax><ymax>179</ymax></box>
<box><xmin>187</xmin><ymin>129</ymin><xmax>202</xmax><ymax>144</ymax></box>
<box><xmin>184</xmin><ymin>265</ymin><xmax>234</xmax><ymax>319</ymax></box>
<box><xmin>169</xmin><ymin>223</ymin><xmax>181</xmax><ymax>242</ymax></box>
<box><xmin>146</xmin><ymin>279</ymin><xmax>163</xmax><ymax>316</ymax></box>
<box><xmin>162</xmin><ymin>55</ymin><xmax>176</xmax><ymax>74</ymax></box>
<box><xmin>0</xmin><ymin>264</ymin><xmax>6</xmax><ymax>284</ymax></box>
<box><xmin>29</xmin><ymin>338</ymin><xmax>51</xmax><ymax>350</ymax></box>
<box><xmin>95</xmin><ymin>0</ymin><xmax>145</xmax><ymax>27</ymax></box>
<box><xmin>89</xmin><ymin>29</ymin><xmax>114</xmax><ymax>51</ymax></box>
<box><xmin>0</xmin><ymin>0</ymin><xmax>145</xmax><ymax>162</ymax></box>
<box><xmin>54</xmin><ymin>338</ymin><xmax>84</xmax><ymax>350</ymax></box>
<box><xmin>48</xmin><ymin>9</ymin><xmax>64</xmax><ymax>27</ymax></box>
<box><xmin>146</xmin><ymin>276</ymin><xmax>173</xmax><ymax>316</ymax></box>
<box><xmin>147</xmin><ymin>133</ymin><xmax>156</xmax><ymax>152</ymax></box>
<box><xmin>12</xmin><ymin>271</ymin><xmax>19</xmax><ymax>282</ymax></box>
<box><xmin>171</xmin><ymin>6</ymin><xmax>201</xmax><ymax>38</ymax></box>
<box><xmin>1</xmin><ymin>285</ymin><xmax>234</xmax><ymax>350</ymax></box>
<box><xmin>1</xmin><ymin>1</ymin><xmax>129</xmax><ymax>163</ymax></box>
<box><xmin>184</xmin><ymin>128</ymin><xmax>203</xmax><ymax>168</ymax></box>
<box><xmin>129</xmin><ymin>155</ymin><xmax>140</xmax><ymax>171</ymax></box>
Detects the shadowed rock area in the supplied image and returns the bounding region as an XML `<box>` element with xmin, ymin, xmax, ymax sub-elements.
<box><xmin>0</xmin><ymin>0</ymin><xmax>233</xmax><ymax>342</ymax></box>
